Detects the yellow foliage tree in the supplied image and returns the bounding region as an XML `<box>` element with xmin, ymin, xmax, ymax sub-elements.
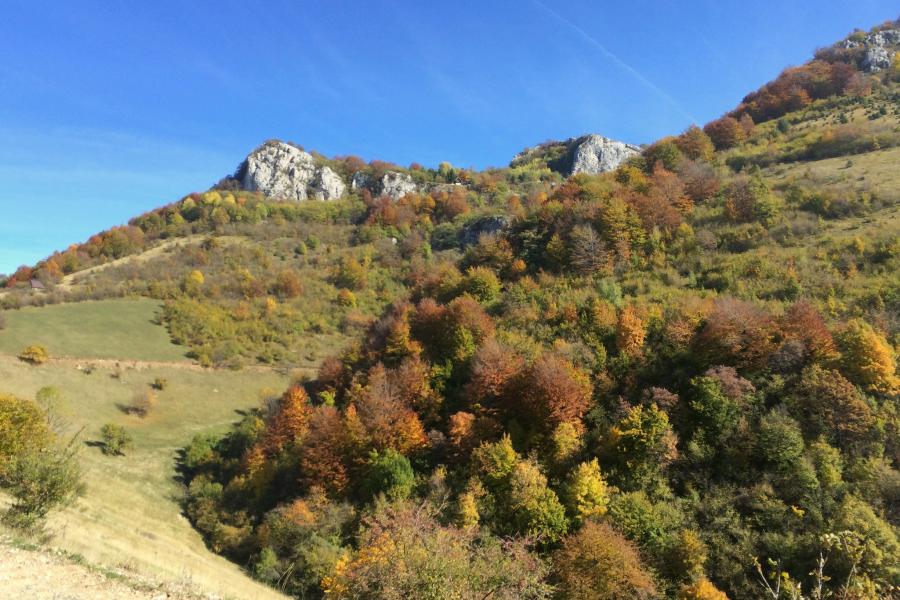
<box><xmin>616</xmin><ymin>305</ymin><xmax>646</xmax><ymax>359</ymax></box>
<box><xmin>837</xmin><ymin>319</ymin><xmax>898</xmax><ymax>395</ymax></box>
<box><xmin>677</xmin><ymin>577</ymin><xmax>729</xmax><ymax>600</ymax></box>
<box><xmin>564</xmin><ymin>458</ymin><xmax>610</xmax><ymax>523</ymax></box>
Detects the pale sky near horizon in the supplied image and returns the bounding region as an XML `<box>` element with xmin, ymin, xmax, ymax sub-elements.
<box><xmin>1</xmin><ymin>0</ymin><xmax>897</xmax><ymax>273</ymax></box>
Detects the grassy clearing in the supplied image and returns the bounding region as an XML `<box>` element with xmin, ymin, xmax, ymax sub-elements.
<box><xmin>0</xmin><ymin>299</ymin><xmax>187</xmax><ymax>362</ymax></box>
<box><xmin>765</xmin><ymin>145</ymin><xmax>900</xmax><ymax>199</ymax></box>
<box><xmin>0</xmin><ymin>355</ymin><xmax>291</xmax><ymax>599</ymax></box>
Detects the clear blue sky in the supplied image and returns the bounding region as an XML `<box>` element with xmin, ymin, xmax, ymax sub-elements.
<box><xmin>1</xmin><ymin>0</ymin><xmax>896</xmax><ymax>274</ymax></box>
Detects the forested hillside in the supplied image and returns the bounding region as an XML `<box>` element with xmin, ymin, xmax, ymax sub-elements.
<box><xmin>2</xmin><ymin>18</ymin><xmax>899</xmax><ymax>600</ymax></box>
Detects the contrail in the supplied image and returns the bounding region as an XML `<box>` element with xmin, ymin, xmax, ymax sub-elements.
<box><xmin>532</xmin><ymin>0</ymin><xmax>697</xmax><ymax>123</ymax></box>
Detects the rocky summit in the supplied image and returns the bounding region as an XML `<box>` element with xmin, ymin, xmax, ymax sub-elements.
<box><xmin>511</xmin><ymin>133</ymin><xmax>641</xmax><ymax>176</ymax></box>
<box><xmin>239</xmin><ymin>141</ymin><xmax>346</xmax><ymax>201</ymax></box>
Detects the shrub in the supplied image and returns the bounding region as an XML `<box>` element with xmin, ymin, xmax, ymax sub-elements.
<box><xmin>151</xmin><ymin>377</ymin><xmax>168</xmax><ymax>391</ymax></box>
<box><xmin>18</xmin><ymin>344</ymin><xmax>49</xmax><ymax>365</ymax></box>
<box><xmin>0</xmin><ymin>394</ymin><xmax>52</xmax><ymax>477</ymax></box>
<box><xmin>1</xmin><ymin>442</ymin><xmax>82</xmax><ymax>530</ymax></box>
<box><xmin>0</xmin><ymin>312</ymin><xmax>6</xmax><ymax>330</ymax></box>
<box><xmin>127</xmin><ymin>390</ymin><xmax>157</xmax><ymax>417</ymax></box>
<box><xmin>100</xmin><ymin>423</ymin><xmax>133</xmax><ymax>456</ymax></box>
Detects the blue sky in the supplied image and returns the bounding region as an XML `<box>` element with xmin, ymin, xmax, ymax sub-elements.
<box><xmin>1</xmin><ymin>0</ymin><xmax>896</xmax><ymax>274</ymax></box>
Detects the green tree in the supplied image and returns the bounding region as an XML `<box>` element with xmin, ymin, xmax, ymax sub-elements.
<box><xmin>361</xmin><ymin>449</ymin><xmax>415</xmax><ymax>501</ymax></box>
<box><xmin>100</xmin><ymin>423</ymin><xmax>133</xmax><ymax>456</ymax></box>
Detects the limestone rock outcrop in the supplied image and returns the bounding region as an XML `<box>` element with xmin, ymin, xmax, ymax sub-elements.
<box><xmin>351</xmin><ymin>170</ymin><xmax>418</xmax><ymax>200</ymax></box>
<box><xmin>239</xmin><ymin>141</ymin><xmax>346</xmax><ymax>201</ymax></box>
<box><xmin>512</xmin><ymin>134</ymin><xmax>640</xmax><ymax>176</ymax></box>
<box><xmin>570</xmin><ymin>135</ymin><xmax>641</xmax><ymax>175</ymax></box>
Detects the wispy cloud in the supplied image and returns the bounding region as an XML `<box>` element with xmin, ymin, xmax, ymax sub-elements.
<box><xmin>531</xmin><ymin>0</ymin><xmax>696</xmax><ymax>123</ymax></box>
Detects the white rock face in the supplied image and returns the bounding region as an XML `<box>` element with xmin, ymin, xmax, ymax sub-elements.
<box><xmin>843</xmin><ymin>28</ymin><xmax>898</xmax><ymax>73</ymax></box>
<box><xmin>310</xmin><ymin>166</ymin><xmax>346</xmax><ymax>201</ymax></box>
<box><xmin>240</xmin><ymin>141</ymin><xmax>345</xmax><ymax>201</ymax></box>
<box><xmin>570</xmin><ymin>135</ymin><xmax>641</xmax><ymax>175</ymax></box>
<box><xmin>349</xmin><ymin>169</ymin><xmax>417</xmax><ymax>200</ymax></box>
<box><xmin>381</xmin><ymin>172</ymin><xmax>417</xmax><ymax>200</ymax></box>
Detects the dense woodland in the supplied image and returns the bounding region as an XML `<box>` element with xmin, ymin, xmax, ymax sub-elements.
<box><xmin>2</xmin><ymin>19</ymin><xmax>900</xmax><ymax>600</ymax></box>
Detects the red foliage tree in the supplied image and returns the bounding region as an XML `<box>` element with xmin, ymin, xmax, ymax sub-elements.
<box><xmin>516</xmin><ymin>354</ymin><xmax>593</xmax><ymax>431</ymax></box>
<box><xmin>298</xmin><ymin>405</ymin><xmax>351</xmax><ymax>495</ymax></box>
<box><xmin>261</xmin><ymin>386</ymin><xmax>312</xmax><ymax>456</ymax></box>
<box><xmin>695</xmin><ymin>298</ymin><xmax>777</xmax><ymax>370</ymax></box>
<box><xmin>703</xmin><ymin>116</ymin><xmax>746</xmax><ymax>150</ymax></box>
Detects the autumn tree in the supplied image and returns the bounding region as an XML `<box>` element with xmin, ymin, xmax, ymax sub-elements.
<box><xmin>695</xmin><ymin>298</ymin><xmax>776</xmax><ymax>370</ymax></box>
<box><xmin>465</xmin><ymin>339</ymin><xmax>524</xmax><ymax>416</ymax></box>
<box><xmin>836</xmin><ymin>319</ymin><xmax>898</xmax><ymax>395</ymax></box>
<box><xmin>298</xmin><ymin>405</ymin><xmax>351</xmax><ymax>495</ymax></box>
<box><xmin>704</xmin><ymin>116</ymin><xmax>746</xmax><ymax>149</ymax></box>
<box><xmin>517</xmin><ymin>354</ymin><xmax>593</xmax><ymax>432</ymax></box>
<box><xmin>260</xmin><ymin>386</ymin><xmax>312</xmax><ymax>456</ymax></box>
<box><xmin>553</xmin><ymin>521</ymin><xmax>657</xmax><ymax>600</ymax></box>
<box><xmin>789</xmin><ymin>365</ymin><xmax>874</xmax><ymax>451</ymax></box>
<box><xmin>675</xmin><ymin>125</ymin><xmax>715</xmax><ymax>162</ymax></box>
<box><xmin>273</xmin><ymin>269</ymin><xmax>303</xmax><ymax>299</ymax></box>
<box><xmin>616</xmin><ymin>305</ymin><xmax>646</xmax><ymax>359</ymax></box>
<box><xmin>781</xmin><ymin>300</ymin><xmax>837</xmax><ymax>362</ymax></box>
<box><xmin>563</xmin><ymin>458</ymin><xmax>610</xmax><ymax>524</ymax></box>
<box><xmin>352</xmin><ymin>364</ymin><xmax>427</xmax><ymax>455</ymax></box>
<box><xmin>322</xmin><ymin>500</ymin><xmax>551</xmax><ymax>599</ymax></box>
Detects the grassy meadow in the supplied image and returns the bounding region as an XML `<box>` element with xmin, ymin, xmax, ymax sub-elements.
<box><xmin>0</xmin><ymin>299</ymin><xmax>298</xmax><ymax>599</ymax></box>
<box><xmin>0</xmin><ymin>298</ymin><xmax>187</xmax><ymax>362</ymax></box>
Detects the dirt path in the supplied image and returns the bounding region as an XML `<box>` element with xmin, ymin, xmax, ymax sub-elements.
<box><xmin>0</xmin><ymin>538</ymin><xmax>210</xmax><ymax>600</ymax></box>
<box><xmin>41</xmin><ymin>355</ymin><xmax>294</xmax><ymax>374</ymax></box>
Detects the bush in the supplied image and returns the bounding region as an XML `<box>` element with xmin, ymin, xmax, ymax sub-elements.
<box><xmin>0</xmin><ymin>312</ymin><xmax>6</xmax><ymax>330</ymax></box>
<box><xmin>151</xmin><ymin>377</ymin><xmax>168</xmax><ymax>391</ymax></box>
<box><xmin>1</xmin><ymin>443</ymin><xmax>82</xmax><ymax>530</ymax></box>
<box><xmin>100</xmin><ymin>423</ymin><xmax>133</xmax><ymax>456</ymax></box>
<box><xmin>127</xmin><ymin>390</ymin><xmax>157</xmax><ymax>417</ymax></box>
<box><xmin>18</xmin><ymin>344</ymin><xmax>49</xmax><ymax>365</ymax></box>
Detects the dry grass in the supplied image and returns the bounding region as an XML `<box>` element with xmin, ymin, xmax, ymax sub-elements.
<box><xmin>0</xmin><ymin>354</ymin><xmax>293</xmax><ymax>599</ymax></box>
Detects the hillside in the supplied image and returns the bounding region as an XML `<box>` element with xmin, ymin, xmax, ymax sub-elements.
<box><xmin>1</xmin><ymin>17</ymin><xmax>899</xmax><ymax>600</ymax></box>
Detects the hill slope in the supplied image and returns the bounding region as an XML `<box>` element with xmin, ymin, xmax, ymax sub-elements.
<box><xmin>0</xmin><ymin>17</ymin><xmax>899</xmax><ymax>600</ymax></box>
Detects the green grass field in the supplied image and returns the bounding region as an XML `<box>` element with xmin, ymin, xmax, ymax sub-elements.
<box><xmin>0</xmin><ymin>354</ymin><xmax>291</xmax><ymax>599</ymax></box>
<box><xmin>0</xmin><ymin>299</ymin><xmax>188</xmax><ymax>362</ymax></box>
